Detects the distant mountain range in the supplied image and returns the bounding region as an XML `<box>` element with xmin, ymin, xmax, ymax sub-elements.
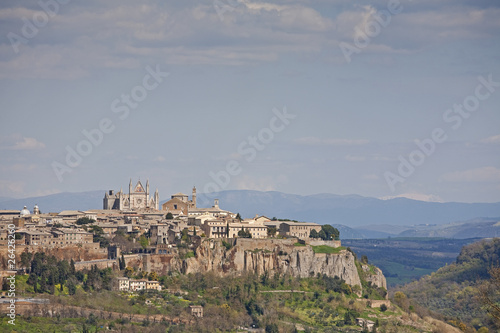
<box><xmin>333</xmin><ymin>217</ymin><xmax>500</xmax><ymax>239</ymax></box>
<box><xmin>0</xmin><ymin>191</ymin><xmax>105</xmax><ymax>213</ymax></box>
<box><xmin>2</xmin><ymin>190</ymin><xmax>500</xmax><ymax>238</ymax></box>
<box><xmin>196</xmin><ymin>190</ymin><xmax>500</xmax><ymax>226</ymax></box>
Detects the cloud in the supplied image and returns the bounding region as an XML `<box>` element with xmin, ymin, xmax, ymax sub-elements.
<box><xmin>345</xmin><ymin>154</ymin><xmax>366</xmax><ymax>162</ymax></box>
<box><xmin>0</xmin><ymin>180</ymin><xmax>24</xmax><ymax>197</ymax></box>
<box><xmin>1</xmin><ymin>1</ymin><xmax>499</xmax><ymax>77</ymax></box>
<box><xmin>441</xmin><ymin>167</ymin><xmax>500</xmax><ymax>183</ymax></box>
<box><xmin>154</xmin><ymin>155</ymin><xmax>166</xmax><ymax>162</ymax></box>
<box><xmin>481</xmin><ymin>134</ymin><xmax>500</xmax><ymax>144</ymax></box>
<box><xmin>294</xmin><ymin>137</ymin><xmax>369</xmax><ymax>146</ymax></box>
<box><xmin>1</xmin><ymin>136</ymin><xmax>45</xmax><ymax>150</ymax></box>
<box><xmin>0</xmin><ymin>1</ymin><xmax>335</xmax><ymax>77</ymax></box>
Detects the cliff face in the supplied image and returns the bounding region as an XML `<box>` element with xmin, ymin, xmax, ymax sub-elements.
<box><xmin>143</xmin><ymin>238</ymin><xmax>386</xmax><ymax>290</ymax></box>
<box><xmin>182</xmin><ymin>238</ymin><xmax>361</xmax><ymax>287</ymax></box>
<box><xmin>362</xmin><ymin>264</ymin><xmax>387</xmax><ymax>290</ymax></box>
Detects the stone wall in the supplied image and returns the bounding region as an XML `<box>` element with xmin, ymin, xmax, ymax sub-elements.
<box><xmin>72</xmin><ymin>254</ymin><xmax>142</xmax><ymax>271</ymax></box>
<box><xmin>74</xmin><ymin>259</ymin><xmax>117</xmax><ymax>271</ymax></box>
<box><xmin>0</xmin><ymin>243</ymin><xmax>108</xmax><ymax>269</ymax></box>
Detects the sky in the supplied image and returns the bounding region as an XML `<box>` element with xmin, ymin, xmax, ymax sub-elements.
<box><xmin>0</xmin><ymin>0</ymin><xmax>499</xmax><ymax>203</ymax></box>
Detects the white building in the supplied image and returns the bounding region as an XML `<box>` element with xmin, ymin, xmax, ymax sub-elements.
<box><xmin>103</xmin><ymin>179</ymin><xmax>159</xmax><ymax>210</ymax></box>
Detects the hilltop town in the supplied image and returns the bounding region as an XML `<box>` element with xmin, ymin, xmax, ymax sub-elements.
<box><xmin>0</xmin><ymin>180</ymin><xmax>353</xmax><ymax>289</ymax></box>
<box><xmin>1</xmin><ymin>181</ymin><xmax>476</xmax><ymax>333</ymax></box>
<box><xmin>0</xmin><ymin>180</ymin><xmax>328</xmax><ymax>258</ymax></box>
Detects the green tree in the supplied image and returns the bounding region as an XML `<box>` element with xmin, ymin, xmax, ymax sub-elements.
<box><xmin>394</xmin><ymin>291</ymin><xmax>409</xmax><ymax>312</ymax></box>
<box><xmin>165</xmin><ymin>212</ymin><xmax>174</xmax><ymax>219</ymax></box>
<box><xmin>89</xmin><ymin>225</ymin><xmax>109</xmax><ymax>248</ymax></box>
<box><xmin>125</xmin><ymin>266</ymin><xmax>134</xmax><ymax>278</ymax></box>
<box><xmin>343</xmin><ymin>309</ymin><xmax>358</xmax><ymax>325</ymax></box>
<box><xmin>309</xmin><ymin>229</ymin><xmax>319</xmax><ymax>239</ymax></box>
<box><xmin>76</xmin><ymin>217</ymin><xmax>95</xmax><ymax>225</ymax></box>
<box><xmin>267</xmin><ymin>227</ymin><xmax>277</xmax><ymax>238</ymax></box>
<box><xmin>70</xmin><ymin>259</ymin><xmax>76</xmax><ymax>275</ymax></box>
<box><xmin>67</xmin><ymin>276</ymin><xmax>77</xmax><ymax>295</ymax></box>
<box><xmin>480</xmin><ymin>267</ymin><xmax>500</xmax><ymax>323</ymax></box>
<box><xmin>148</xmin><ymin>271</ymin><xmax>159</xmax><ymax>281</ymax></box>
<box><xmin>119</xmin><ymin>254</ymin><xmax>126</xmax><ymax>270</ymax></box>
<box><xmin>318</xmin><ymin>229</ymin><xmax>327</xmax><ymax>240</ymax></box>
<box><xmin>139</xmin><ymin>235</ymin><xmax>149</xmax><ymax>249</ymax></box>
<box><xmin>265</xmin><ymin>323</ymin><xmax>279</xmax><ymax>333</ymax></box>
<box><xmin>321</xmin><ymin>224</ymin><xmax>339</xmax><ymax>240</ymax></box>
<box><xmin>20</xmin><ymin>251</ymin><xmax>33</xmax><ymax>269</ymax></box>
<box><xmin>238</xmin><ymin>227</ymin><xmax>251</xmax><ymax>238</ymax></box>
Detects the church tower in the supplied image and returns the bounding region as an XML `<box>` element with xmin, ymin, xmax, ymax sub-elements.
<box><xmin>192</xmin><ymin>186</ymin><xmax>197</xmax><ymax>208</ymax></box>
<box><xmin>155</xmin><ymin>188</ymin><xmax>159</xmax><ymax>210</ymax></box>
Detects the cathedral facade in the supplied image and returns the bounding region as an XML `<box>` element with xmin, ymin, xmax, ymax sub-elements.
<box><xmin>103</xmin><ymin>179</ymin><xmax>159</xmax><ymax>210</ymax></box>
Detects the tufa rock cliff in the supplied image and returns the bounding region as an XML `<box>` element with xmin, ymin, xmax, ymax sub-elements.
<box><xmin>142</xmin><ymin>238</ymin><xmax>386</xmax><ymax>290</ymax></box>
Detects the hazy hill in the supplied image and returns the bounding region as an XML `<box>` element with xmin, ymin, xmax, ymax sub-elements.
<box><xmin>396</xmin><ymin>238</ymin><xmax>500</xmax><ymax>331</ymax></box>
<box><xmin>197</xmin><ymin>190</ymin><xmax>500</xmax><ymax>227</ymax></box>
<box><xmin>0</xmin><ymin>190</ymin><xmax>105</xmax><ymax>213</ymax></box>
<box><xmin>398</xmin><ymin>217</ymin><xmax>500</xmax><ymax>238</ymax></box>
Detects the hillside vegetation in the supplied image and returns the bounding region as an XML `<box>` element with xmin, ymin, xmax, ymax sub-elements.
<box><xmin>395</xmin><ymin>238</ymin><xmax>500</xmax><ymax>332</ymax></box>
<box><xmin>2</xmin><ymin>248</ymin><xmax>460</xmax><ymax>332</ymax></box>
<box><xmin>344</xmin><ymin>238</ymin><xmax>479</xmax><ymax>286</ymax></box>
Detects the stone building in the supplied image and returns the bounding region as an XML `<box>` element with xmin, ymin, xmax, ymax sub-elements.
<box><xmin>129</xmin><ymin>279</ymin><xmax>147</xmax><ymax>291</ymax></box>
<box><xmin>113</xmin><ymin>277</ymin><xmax>130</xmax><ymax>291</ymax></box>
<box><xmin>227</xmin><ymin>222</ymin><xmax>268</xmax><ymax>239</ymax></box>
<box><xmin>149</xmin><ymin>224</ymin><xmax>170</xmax><ymax>245</ymax></box>
<box><xmin>161</xmin><ymin>186</ymin><xmax>197</xmax><ymax>216</ymax></box>
<box><xmin>19</xmin><ymin>228</ymin><xmax>94</xmax><ymax>247</ymax></box>
<box><xmin>189</xmin><ymin>305</ymin><xmax>204</xmax><ymax>318</ymax></box>
<box><xmin>201</xmin><ymin>219</ymin><xmax>227</xmax><ymax>238</ymax></box>
<box><xmin>188</xmin><ymin>199</ymin><xmax>235</xmax><ymax>218</ymax></box>
<box><xmin>279</xmin><ymin>222</ymin><xmax>322</xmax><ymax>239</ymax></box>
<box><xmin>103</xmin><ymin>179</ymin><xmax>159</xmax><ymax>210</ymax></box>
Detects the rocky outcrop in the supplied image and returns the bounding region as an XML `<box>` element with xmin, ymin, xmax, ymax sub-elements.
<box><xmin>179</xmin><ymin>238</ymin><xmax>362</xmax><ymax>287</ymax></box>
<box><xmin>143</xmin><ymin>238</ymin><xmax>386</xmax><ymax>290</ymax></box>
<box><xmin>362</xmin><ymin>264</ymin><xmax>387</xmax><ymax>290</ymax></box>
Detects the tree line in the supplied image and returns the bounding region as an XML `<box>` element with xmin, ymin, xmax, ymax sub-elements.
<box><xmin>20</xmin><ymin>252</ymin><xmax>113</xmax><ymax>295</ymax></box>
<box><xmin>310</xmin><ymin>225</ymin><xmax>340</xmax><ymax>240</ymax></box>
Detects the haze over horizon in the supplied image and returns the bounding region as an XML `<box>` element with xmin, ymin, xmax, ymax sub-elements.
<box><xmin>1</xmin><ymin>0</ymin><xmax>499</xmax><ymax>203</ymax></box>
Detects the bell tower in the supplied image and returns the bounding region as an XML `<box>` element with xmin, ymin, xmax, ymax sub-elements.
<box><xmin>192</xmin><ymin>186</ymin><xmax>197</xmax><ymax>208</ymax></box>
